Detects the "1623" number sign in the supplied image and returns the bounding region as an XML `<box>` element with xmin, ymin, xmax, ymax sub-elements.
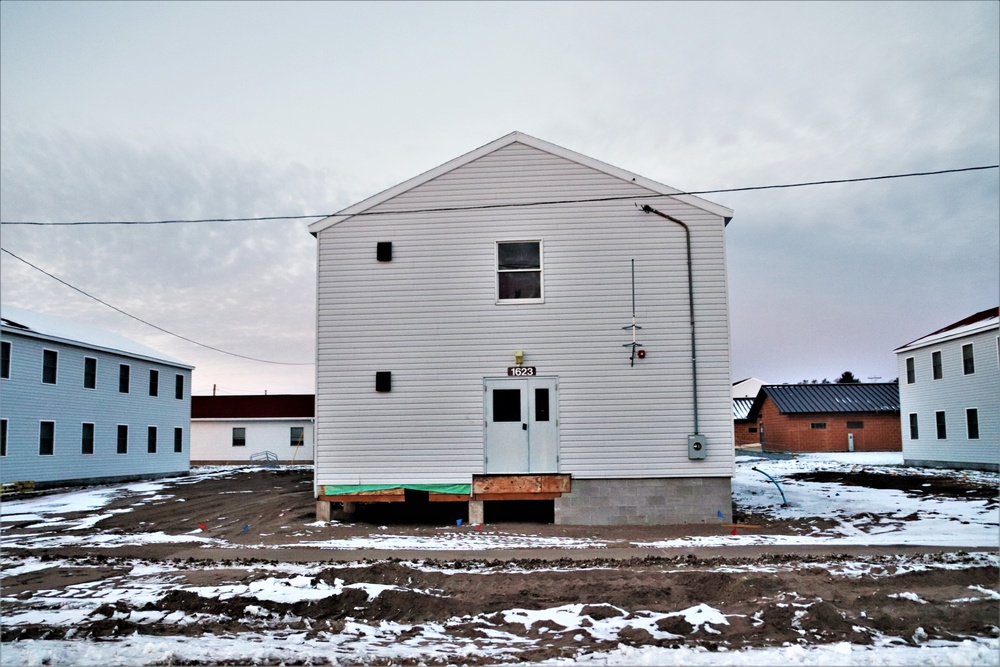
<box><xmin>507</xmin><ymin>366</ymin><xmax>537</xmax><ymax>376</ymax></box>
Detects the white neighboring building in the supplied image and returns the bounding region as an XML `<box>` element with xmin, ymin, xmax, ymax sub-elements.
<box><xmin>309</xmin><ymin>131</ymin><xmax>735</xmax><ymax>525</ymax></box>
<box><xmin>732</xmin><ymin>377</ymin><xmax>765</xmax><ymax>399</ymax></box>
<box><xmin>1</xmin><ymin>305</ymin><xmax>193</xmax><ymax>488</ymax></box>
<box><xmin>894</xmin><ymin>308</ymin><xmax>999</xmax><ymax>472</ymax></box>
<box><xmin>190</xmin><ymin>395</ymin><xmax>314</xmax><ymax>464</ymax></box>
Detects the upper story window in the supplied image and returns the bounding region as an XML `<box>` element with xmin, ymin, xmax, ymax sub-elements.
<box><xmin>931</xmin><ymin>351</ymin><xmax>943</xmax><ymax>380</ymax></box>
<box><xmin>149</xmin><ymin>369</ymin><xmax>159</xmax><ymax>397</ymax></box>
<box><xmin>905</xmin><ymin>357</ymin><xmax>915</xmax><ymax>384</ymax></box>
<box><xmin>42</xmin><ymin>350</ymin><xmax>58</xmax><ymax>384</ymax></box>
<box><xmin>962</xmin><ymin>343</ymin><xmax>975</xmax><ymax>375</ymax></box>
<box><xmin>175</xmin><ymin>374</ymin><xmax>185</xmax><ymax>400</ymax></box>
<box><xmin>497</xmin><ymin>241</ymin><xmax>543</xmax><ymax>303</ymax></box>
<box><xmin>1</xmin><ymin>341</ymin><xmax>10</xmax><ymax>379</ymax></box>
<box><xmin>84</xmin><ymin>357</ymin><xmax>97</xmax><ymax>389</ymax></box>
<box><xmin>119</xmin><ymin>364</ymin><xmax>130</xmax><ymax>393</ymax></box>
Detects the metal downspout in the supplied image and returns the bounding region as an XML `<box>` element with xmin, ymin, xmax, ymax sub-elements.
<box><xmin>640</xmin><ymin>204</ymin><xmax>699</xmax><ymax>434</ymax></box>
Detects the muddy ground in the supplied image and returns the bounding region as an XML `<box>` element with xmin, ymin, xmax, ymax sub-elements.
<box><xmin>2</xmin><ymin>467</ymin><xmax>998</xmax><ymax>661</ymax></box>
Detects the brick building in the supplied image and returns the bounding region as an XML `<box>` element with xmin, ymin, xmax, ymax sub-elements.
<box><xmin>746</xmin><ymin>383</ymin><xmax>901</xmax><ymax>453</ymax></box>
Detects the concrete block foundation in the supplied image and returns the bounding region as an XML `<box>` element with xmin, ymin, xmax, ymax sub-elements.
<box><xmin>554</xmin><ymin>477</ymin><xmax>732</xmax><ymax>525</ymax></box>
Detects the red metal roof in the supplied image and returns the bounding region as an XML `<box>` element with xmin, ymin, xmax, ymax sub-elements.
<box><xmin>191</xmin><ymin>395</ymin><xmax>314</xmax><ymax>419</ymax></box>
<box><xmin>898</xmin><ymin>307</ymin><xmax>999</xmax><ymax>349</ymax></box>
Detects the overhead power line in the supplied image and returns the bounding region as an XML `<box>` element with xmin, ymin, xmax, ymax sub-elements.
<box><xmin>1</xmin><ymin>164</ymin><xmax>996</xmax><ymax>226</ymax></box>
<box><xmin>0</xmin><ymin>247</ymin><xmax>314</xmax><ymax>367</ymax></box>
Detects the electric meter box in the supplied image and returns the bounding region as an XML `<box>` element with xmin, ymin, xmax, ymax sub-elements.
<box><xmin>688</xmin><ymin>434</ymin><xmax>707</xmax><ymax>460</ymax></box>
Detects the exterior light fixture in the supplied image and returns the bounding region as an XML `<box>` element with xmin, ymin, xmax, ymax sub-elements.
<box><xmin>514</xmin><ymin>350</ymin><xmax>524</xmax><ymax>366</ymax></box>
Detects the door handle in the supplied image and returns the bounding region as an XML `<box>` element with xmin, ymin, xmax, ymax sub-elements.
<box><xmin>522</xmin><ymin>423</ymin><xmax>527</xmax><ymax>430</ymax></box>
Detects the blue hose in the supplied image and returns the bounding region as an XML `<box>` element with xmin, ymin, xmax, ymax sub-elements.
<box><xmin>751</xmin><ymin>467</ymin><xmax>788</xmax><ymax>506</ymax></box>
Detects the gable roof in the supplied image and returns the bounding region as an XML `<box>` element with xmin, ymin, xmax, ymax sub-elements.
<box><xmin>746</xmin><ymin>383</ymin><xmax>900</xmax><ymax>420</ymax></box>
<box><xmin>894</xmin><ymin>307</ymin><xmax>999</xmax><ymax>353</ymax></box>
<box><xmin>308</xmin><ymin>131</ymin><xmax>734</xmax><ymax>236</ymax></box>
<box><xmin>0</xmin><ymin>304</ymin><xmax>192</xmax><ymax>369</ymax></box>
<box><xmin>733</xmin><ymin>396</ymin><xmax>755</xmax><ymax>421</ymax></box>
<box><xmin>192</xmin><ymin>394</ymin><xmax>315</xmax><ymax>419</ymax></box>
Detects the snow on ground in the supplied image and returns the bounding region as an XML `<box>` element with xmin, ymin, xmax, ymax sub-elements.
<box><xmin>2</xmin><ymin>454</ymin><xmax>996</xmax><ymax>551</ymax></box>
<box><xmin>1</xmin><ymin>454</ymin><xmax>998</xmax><ymax>666</ymax></box>
<box><xmin>639</xmin><ymin>451</ymin><xmax>999</xmax><ymax>549</ymax></box>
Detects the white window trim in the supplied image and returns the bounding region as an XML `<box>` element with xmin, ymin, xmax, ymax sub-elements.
<box><xmin>117</xmin><ymin>423</ymin><xmax>129</xmax><ymax>455</ymax></box>
<box><xmin>84</xmin><ymin>356</ymin><xmax>98</xmax><ymax>390</ymax></box>
<box><xmin>39</xmin><ymin>419</ymin><xmax>55</xmax><ymax>456</ymax></box>
<box><xmin>905</xmin><ymin>356</ymin><xmax>915</xmax><ymax>384</ymax></box>
<box><xmin>962</xmin><ymin>342</ymin><xmax>975</xmax><ymax>375</ymax></box>
<box><xmin>931</xmin><ymin>349</ymin><xmax>943</xmax><ymax>380</ymax></box>
<box><xmin>119</xmin><ymin>363</ymin><xmax>131</xmax><ymax>394</ymax></box>
<box><xmin>42</xmin><ymin>348</ymin><xmax>58</xmax><ymax>385</ymax></box>
<box><xmin>1</xmin><ymin>340</ymin><xmax>11</xmax><ymax>380</ymax></box>
<box><xmin>81</xmin><ymin>422</ymin><xmax>96</xmax><ymax>456</ymax></box>
<box><xmin>495</xmin><ymin>240</ymin><xmax>544</xmax><ymax>305</ymax></box>
<box><xmin>147</xmin><ymin>425</ymin><xmax>158</xmax><ymax>454</ymax></box>
<box><xmin>966</xmin><ymin>407</ymin><xmax>980</xmax><ymax>440</ymax></box>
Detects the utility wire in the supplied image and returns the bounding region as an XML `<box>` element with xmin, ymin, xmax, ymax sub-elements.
<box><xmin>0</xmin><ymin>247</ymin><xmax>315</xmax><ymax>366</ymax></box>
<box><xmin>1</xmin><ymin>164</ymin><xmax>996</xmax><ymax>226</ymax></box>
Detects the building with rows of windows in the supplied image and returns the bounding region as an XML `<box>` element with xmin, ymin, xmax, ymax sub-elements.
<box><xmin>894</xmin><ymin>307</ymin><xmax>999</xmax><ymax>472</ymax></box>
<box><xmin>0</xmin><ymin>305</ymin><xmax>193</xmax><ymax>488</ymax></box>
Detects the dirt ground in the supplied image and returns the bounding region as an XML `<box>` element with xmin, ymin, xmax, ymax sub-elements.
<box><xmin>2</xmin><ymin>467</ymin><xmax>998</xmax><ymax>660</ymax></box>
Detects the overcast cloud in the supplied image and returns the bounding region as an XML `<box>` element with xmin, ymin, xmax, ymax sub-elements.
<box><xmin>1</xmin><ymin>1</ymin><xmax>997</xmax><ymax>394</ymax></box>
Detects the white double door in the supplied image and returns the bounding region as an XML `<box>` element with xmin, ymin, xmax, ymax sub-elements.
<box><xmin>484</xmin><ymin>377</ymin><xmax>558</xmax><ymax>474</ymax></box>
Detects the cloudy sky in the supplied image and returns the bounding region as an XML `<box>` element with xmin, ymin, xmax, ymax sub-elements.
<box><xmin>1</xmin><ymin>1</ymin><xmax>997</xmax><ymax>395</ymax></box>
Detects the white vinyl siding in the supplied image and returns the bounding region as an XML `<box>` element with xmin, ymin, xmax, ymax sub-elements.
<box><xmin>190</xmin><ymin>419</ymin><xmax>315</xmax><ymax>463</ymax></box>
<box><xmin>897</xmin><ymin>325</ymin><xmax>999</xmax><ymax>468</ymax></box>
<box><xmin>314</xmin><ymin>141</ymin><xmax>733</xmax><ymax>486</ymax></box>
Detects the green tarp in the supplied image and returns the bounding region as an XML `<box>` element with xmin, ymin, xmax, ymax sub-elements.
<box><xmin>323</xmin><ymin>483</ymin><xmax>472</xmax><ymax>496</ymax></box>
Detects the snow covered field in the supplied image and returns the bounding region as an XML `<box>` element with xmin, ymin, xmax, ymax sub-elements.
<box><xmin>1</xmin><ymin>452</ymin><xmax>997</xmax><ymax>666</ymax></box>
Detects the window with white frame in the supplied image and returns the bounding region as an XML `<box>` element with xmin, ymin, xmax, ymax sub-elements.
<box><xmin>232</xmin><ymin>427</ymin><xmax>246</xmax><ymax>447</ymax></box>
<box><xmin>82</xmin><ymin>423</ymin><xmax>95</xmax><ymax>455</ymax></box>
<box><xmin>84</xmin><ymin>357</ymin><xmax>97</xmax><ymax>389</ymax></box>
<box><xmin>932</xmin><ymin>351</ymin><xmax>943</xmax><ymax>380</ymax></box>
<box><xmin>962</xmin><ymin>343</ymin><xmax>975</xmax><ymax>375</ymax></box>
<box><xmin>290</xmin><ymin>427</ymin><xmax>304</xmax><ymax>447</ymax></box>
<box><xmin>905</xmin><ymin>357</ymin><xmax>915</xmax><ymax>383</ymax></box>
<box><xmin>42</xmin><ymin>350</ymin><xmax>58</xmax><ymax>384</ymax></box>
<box><xmin>1</xmin><ymin>419</ymin><xmax>7</xmax><ymax>456</ymax></box>
<box><xmin>935</xmin><ymin>411</ymin><xmax>947</xmax><ymax>439</ymax></box>
<box><xmin>119</xmin><ymin>364</ymin><xmax>130</xmax><ymax>393</ymax></box>
<box><xmin>496</xmin><ymin>241</ymin><xmax>543</xmax><ymax>302</ymax></box>
<box><xmin>966</xmin><ymin>408</ymin><xmax>979</xmax><ymax>439</ymax></box>
<box><xmin>39</xmin><ymin>421</ymin><xmax>55</xmax><ymax>456</ymax></box>
<box><xmin>1</xmin><ymin>341</ymin><xmax>10</xmax><ymax>379</ymax></box>
<box><xmin>117</xmin><ymin>424</ymin><xmax>128</xmax><ymax>454</ymax></box>
<box><xmin>908</xmin><ymin>413</ymin><xmax>919</xmax><ymax>440</ymax></box>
